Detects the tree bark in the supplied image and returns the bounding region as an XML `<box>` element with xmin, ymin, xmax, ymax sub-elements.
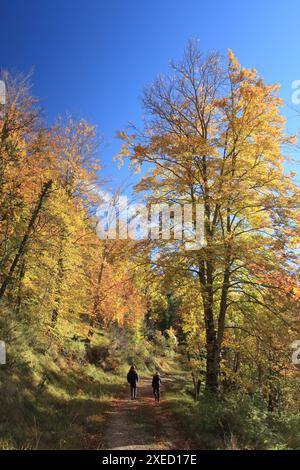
<box><xmin>199</xmin><ymin>261</ymin><xmax>220</xmax><ymax>393</ymax></box>
<box><xmin>204</xmin><ymin>309</ymin><xmax>219</xmax><ymax>392</ymax></box>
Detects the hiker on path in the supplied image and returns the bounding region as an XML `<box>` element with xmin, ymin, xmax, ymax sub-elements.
<box><xmin>127</xmin><ymin>365</ymin><xmax>139</xmax><ymax>400</ymax></box>
<box><xmin>152</xmin><ymin>371</ymin><xmax>162</xmax><ymax>402</ymax></box>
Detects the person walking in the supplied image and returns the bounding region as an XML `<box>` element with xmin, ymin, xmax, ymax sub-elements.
<box><xmin>127</xmin><ymin>365</ymin><xmax>139</xmax><ymax>400</ymax></box>
<box><xmin>152</xmin><ymin>371</ymin><xmax>162</xmax><ymax>402</ymax></box>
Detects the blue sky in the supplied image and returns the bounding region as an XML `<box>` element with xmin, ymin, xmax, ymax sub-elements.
<box><xmin>1</xmin><ymin>0</ymin><xmax>300</xmax><ymax>187</ymax></box>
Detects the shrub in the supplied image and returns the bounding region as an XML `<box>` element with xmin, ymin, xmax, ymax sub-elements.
<box><xmin>167</xmin><ymin>389</ymin><xmax>300</xmax><ymax>449</ymax></box>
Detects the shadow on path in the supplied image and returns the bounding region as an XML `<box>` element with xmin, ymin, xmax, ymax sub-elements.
<box><xmin>103</xmin><ymin>375</ymin><xmax>192</xmax><ymax>450</ymax></box>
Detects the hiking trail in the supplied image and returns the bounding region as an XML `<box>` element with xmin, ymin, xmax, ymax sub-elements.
<box><xmin>102</xmin><ymin>374</ymin><xmax>194</xmax><ymax>450</ymax></box>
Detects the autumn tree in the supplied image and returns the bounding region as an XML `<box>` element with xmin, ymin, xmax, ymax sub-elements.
<box><xmin>117</xmin><ymin>41</ymin><xmax>300</xmax><ymax>392</ymax></box>
<box><xmin>0</xmin><ymin>72</ymin><xmax>146</xmax><ymax>350</ymax></box>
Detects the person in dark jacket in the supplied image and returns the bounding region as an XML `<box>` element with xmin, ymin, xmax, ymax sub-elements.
<box><xmin>127</xmin><ymin>365</ymin><xmax>139</xmax><ymax>400</ymax></box>
<box><xmin>152</xmin><ymin>371</ymin><xmax>162</xmax><ymax>402</ymax></box>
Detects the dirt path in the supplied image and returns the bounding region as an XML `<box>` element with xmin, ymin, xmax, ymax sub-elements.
<box><xmin>103</xmin><ymin>375</ymin><xmax>192</xmax><ymax>450</ymax></box>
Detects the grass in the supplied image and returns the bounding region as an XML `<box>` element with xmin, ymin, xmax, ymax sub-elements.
<box><xmin>165</xmin><ymin>373</ymin><xmax>300</xmax><ymax>450</ymax></box>
<box><xmin>0</xmin><ymin>349</ymin><xmax>125</xmax><ymax>449</ymax></box>
<box><xmin>0</xmin><ymin>313</ymin><xmax>132</xmax><ymax>449</ymax></box>
<box><xmin>0</xmin><ymin>307</ymin><xmax>173</xmax><ymax>449</ymax></box>
<box><xmin>4</xmin><ymin>307</ymin><xmax>298</xmax><ymax>451</ymax></box>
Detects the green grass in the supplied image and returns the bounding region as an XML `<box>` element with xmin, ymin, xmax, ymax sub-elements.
<box><xmin>4</xmin><ymin>307</ymin><xmax>298</xmax><ymax>451</ymax></box>
<box><xmin>0</xmin><ymin>313</ymin><xmax>131</xmax><ymax>449</ymax></box>
<box><xmin>0</xmin><ymin>344</ymin><xmax>124</xmax><ymax>449</ymax></box>
<box><xmin>0</xmin><ymin>306</ymin><xmax>173</xmax><ymax>449</ymax></box>
<box><xmin>165</xmin><ymin>379</ymin><xmax>300</xmax><ymax>450</ymax></box>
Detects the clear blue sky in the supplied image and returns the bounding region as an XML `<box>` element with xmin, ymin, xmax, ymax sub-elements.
<box><xmin>1</xmin><ymin>0</ymin><xmax>300</xmax><ymax>186</ymax></box>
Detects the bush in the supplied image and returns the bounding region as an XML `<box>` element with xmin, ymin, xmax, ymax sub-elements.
<box><xmin>167</xmin><ymin>389</ymin><xmax>300</xmax><ymax>449</ymax></box>
<box><xmin>85</xmin><ymin>344</ymin><xmax>110</xmax><ymax>365</ymax></box>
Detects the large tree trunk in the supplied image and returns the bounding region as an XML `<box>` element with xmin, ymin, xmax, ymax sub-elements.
<box><xmin>0</xmin><ymin>180</ymin><xmax>52</xmax><ymax>300</ymax></box>
<box><xmin>204</xmin><ymin>308</ymin><xmax>219</xmax><ymax>392</ymax></box>
<box><xmin>215</xmin><ymin>260</ymin><xmax>231</xmax><ymax>383</ymax></box>
<box><xmin>199</xmin><ymin>260</ymin><xmax>220</xmax><ymax>392</ymax></box>
<box><xmin>200</xmin><ymin>255</ymin><xmax>231</xmax><ymax>393</ymax></box>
